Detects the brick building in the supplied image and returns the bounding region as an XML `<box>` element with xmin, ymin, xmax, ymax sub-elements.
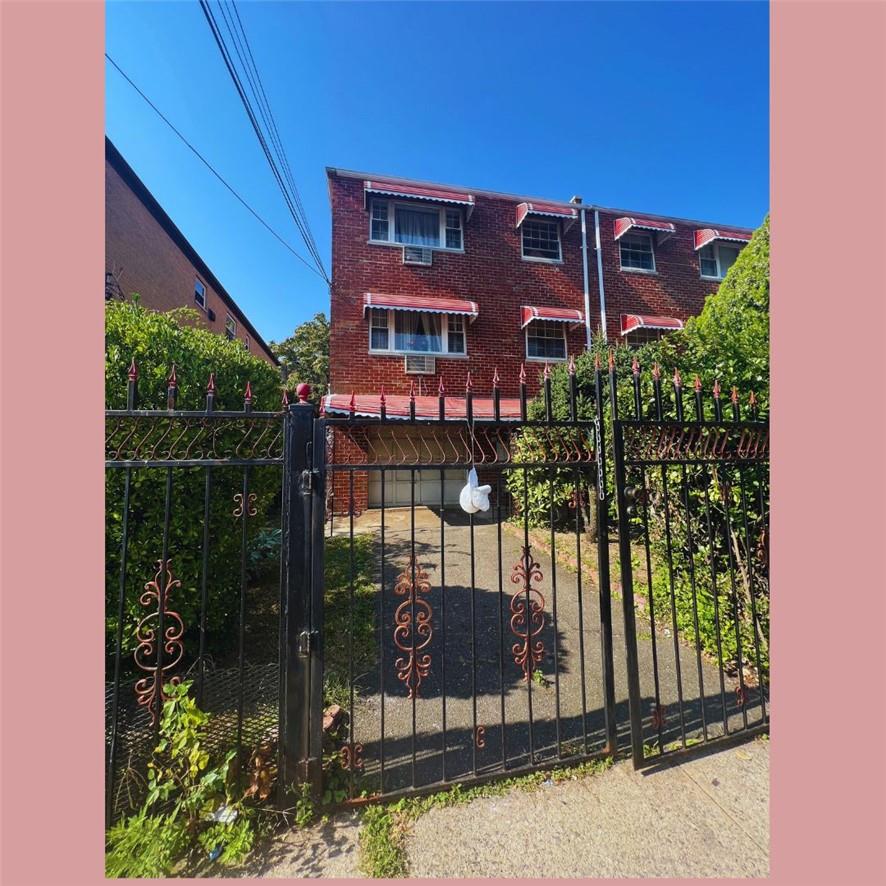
<box><xmin>105</xmin><ymin>137</ymin><xmax>277</xmax><ymax>366</ymax></box>
<box><xmin>325</xmin><ymin>168</ymin><xmax>754</xmax><ymax>512</ymax></box>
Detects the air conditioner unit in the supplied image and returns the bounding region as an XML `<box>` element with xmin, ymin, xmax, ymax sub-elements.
<box><xmin>404</xmin><ymin>355</ymin><xmax>435</xmax><ymax>375</ymax></box>
<box><xmin>402</xmin><ymin>245</ymin><xmax>433</xmax><ymax>266</ymax></box>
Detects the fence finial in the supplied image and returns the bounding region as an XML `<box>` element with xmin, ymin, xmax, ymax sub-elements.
<box><xmin>519</xmin><ymin>363</ymin><xmax>526</xmax><ymax>384</ymax></box>
<box><xmin>409</xmin><ymin>379</ymin><xmax>416</xmax><ymax>401</ymax></box>
<box><xmin>749</xmin><ymin>390</ymin><xmax>758</xmax><ymax>407</ymax></box>
<box><xmin>244</xmin><ymin>380</ymin><xmax>253</xmax><ymax>404</ymax></box>
<box><xmin>651</xmin><ymin>362</ymin><xmax>661</xmax><ymax>381</ymax></box>
<box><xmin>438</xmin><ymin>376</ymin><xmax>445</xmax><ymax>396</ymax></box>
<box><xmin>349</xmin><ymin>391</ymin><xmax>356</xmax><ymax>414</ymax></box>
<box><xmin>493</xmin><ymin>366</ymin><xmax>500</xmax><ymax>388</ymax></box>
<box><xmin>568</xmin><ymin>354</ymin><xmax>576</xmax><ymax>375</ymax></box>
<box><xmin>543</xmin><ymin>362</ymin><xmax>551</xmax><ymax>380</ymax></box>
<box><xmin>608</xmin><ymin>349</ymin><xmax>615</xmax><ymax>371</ymax></box>
<box><xmin>465</xmin><ymin>371</ymin><xmax>473</xmax><ymax>392</ymax></box>
<box><xmin>379</xmin><ymin>385</ymin><xmax>386</xmax><ymax>407</ymax></box>
<box><xmin>631</xmin><ymin>355</ymin><xmax>640</xmax><ymax>376</ymax></box>
<box><xmin>713</xmin><ymin>379</ymin><xmax>721</xmax><ymax>398</ymax></box>
<box><xmin>694</xmin><ymin>374</ymin><xmax>702</xmax><ymax>393</ymax></box>
<box><xmin>128</xmin><ymin>357</ymin><xmax>139</xmax><ymax>382</ymax></box>
<box><xmin>296</xmin><ymin>382</ymin><xmax>311</xmax><ymax>404</ymax></box>
<box><xmin>730</xmin><ymin>385</ymin><xmax>739</xmax><ymax>405</ymax></box>
<box><xmin>594</xmin><ymin>353</ymin><xmax>601</xmax><ymax>371</ymax></box>
<box><xmin>167</xmin><ymin>364</ymin><xmax>178</xmax><ymax>389</ymax></box>
<box><xmin>281</xmin><ymin>388</ymin><xmax>289</xmax><ymax>408</ymax></box>
<box><xmin>673</xmin><ymin>367</ymin><xmax>682</xmax><ymax>388</ymax></box>
<box><xmin>206</xmin><ymin>372</ymin><xmax>216</xmax><ymax>394</ymax></box>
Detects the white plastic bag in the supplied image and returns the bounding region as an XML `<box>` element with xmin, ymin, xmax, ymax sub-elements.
<box><xmin>459</xmin><ymin>467</ymin><xmax>492</xmax><ymax>514</ymax></box>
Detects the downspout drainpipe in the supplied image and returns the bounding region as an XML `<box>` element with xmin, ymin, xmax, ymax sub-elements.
<box><xmin>579</xmin><ymin>207</ymin><xmax>593</xmax><ymax>350</ymax></box>
<box><xmin>594</xmin><ymin>209</ymin><xmax>608</xmax><ymax>342</ymax></box>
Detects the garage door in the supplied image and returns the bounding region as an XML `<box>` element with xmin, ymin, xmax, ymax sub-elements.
<box><xmin>368</xmin><ymin>468</ymin><xmax>464</xmax><ymax>507</ymax></box>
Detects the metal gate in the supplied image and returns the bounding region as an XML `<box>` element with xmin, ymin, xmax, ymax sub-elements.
<box><xmin>106</xmin><ymin>357</ymin><xmax>769</xmax><ymax>823</ymax></box>
<box><xmin>611</xmin><ymin>365</ymin><xmax>770</xmax><ymax>768</ymax></box>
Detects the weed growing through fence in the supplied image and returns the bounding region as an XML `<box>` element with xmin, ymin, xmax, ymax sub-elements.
<box><xmin>358</xmin><ymin>756</ymin><xmax>613</xmax><ymax>878</ymax></box>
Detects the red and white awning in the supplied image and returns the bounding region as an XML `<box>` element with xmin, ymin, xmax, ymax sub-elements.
<box><xmin>520</xmin><ymin>305</ymin><xmax>584</xmax><ymax>329</ymax></box>
<box><xmin>364</xmin><ymin>180</ymin><xmax>475</xmax><ymax>219</ymax></box>
<box><xmin>614</xmin><ymin>216</ymin><xmax>676</xmax><ymax>241</ymax></box>
<box><xmin>363</xmin><ymin>292</ymin><xmax>479</xmax><ymax>321</ymax></box>
<box><xmin>694</xmin><ymin>228</ymin><xmax>752</xmax><ymax>250</ymax></box>
<box><xmin>323</xmin><ymin>393</ymin><xmax>522</xmax><ymax>421</ymax></box>
<box><xmin>620</xmin><ymin>314</ymin><xmax>684</xmax><ymax>336</ymax></box>
<box><xmin>515</xmin><ymin>202</ymin><xmax>578</xmax><ymax>232</ymax></box>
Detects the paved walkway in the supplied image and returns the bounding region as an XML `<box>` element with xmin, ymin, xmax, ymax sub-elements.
<box><xmin>243</xmin><ymin>737</ymin><xmax>768</xmax><ymax>878</ymax></box>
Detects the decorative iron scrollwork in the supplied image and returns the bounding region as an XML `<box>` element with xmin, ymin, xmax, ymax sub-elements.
<box><xmin>510</xmin><ymin>547</ymin><xmax>545</xmax><ymax>681</ymax></box>
<box><xmin>393</xmin><ymin>557</ymin><xmax>433</xmax><ymax>699</ymax></box>
<box><xmin>134</xmin><ymin>559</ymin><xmax>185</xmax><ymax>725</ymax></box>
<box><xmin>651</xmin><ymin>703</ymin><xmax>667</xmax><ymax>731</ymax></box>
<box><xmin>340</xmin><ymin>743</ymin><xmax>364</xmax><ymax>771</ymax></box>
<box><xmin>475</xmin><ymin>726</ymin><xmax>486</xmax><ymax>749</ymax></box>
<box><xmin>233</xmin><ymin>492</ymin><xmax>258</xmax><ymax>517</ymax></box>
<box><xmin>735</xmin><ymin>684</ymin><xmax>748</xmax><ymax>707</ymax></box>
<box><xmin>621</xmin><ymin>423</ymin><xmax>769</xmax><ymax>465</ymax></box>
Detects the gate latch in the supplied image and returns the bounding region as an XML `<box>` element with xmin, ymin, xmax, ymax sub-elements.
<box><xmin>299</xmin><ymin>469</ymin><xmax>319</xmax><ymax>495</ymax></box>
<box><xmin>297</xmin><ymin>630</ymin><xmax>319</xmax><ymax>656</ymax></box>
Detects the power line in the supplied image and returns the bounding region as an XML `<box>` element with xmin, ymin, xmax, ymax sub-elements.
<box><xmin>199</xmin><ymin>0</ymin><xmax>328</xmax><ymax>279</ymax></box>
<box><xmin>105</xmin><ymin>53</ymin><xmax>327</xmax><ymax>281</ymax></box>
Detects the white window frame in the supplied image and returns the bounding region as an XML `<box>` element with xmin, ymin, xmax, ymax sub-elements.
<box><xmin>194</xmin><ymin>278</ymin><xmax>206</xmax><ymax>310</ymax></box>
<box><xmin>619</xmin><ymin>232</ymin><xmax>657</xmax><ymax>273</ymax></box>
<box><xmin>699</xmin><ymin>241</ymin><xmax>742</xmax><ymax>280</ymax></box>
<box><xmin>368</xmin><ymin>198</ymin><xmax>464</xmax><ymax>252</ymax></box>
<box><xmin>368</xmin><ymin>308</ymin><xmax>468</xmax><ymax>357</ymax></box>
<box><xmin>521</xmin><ymin>218</ymin><xmax>562</xmax><ymax>263</ymax></box>
<box><xmin>225</xmin><ymin>314</ymin><xmax>237</xmax><ymax>340</ymax></box>
<box><xmin>524</xmin><ymin>319</ymin><xmax>568</xmax><ymax>362</ymax></box>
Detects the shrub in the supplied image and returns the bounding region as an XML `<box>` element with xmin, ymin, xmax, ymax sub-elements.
<box><xmin>105</xmin><ymin>299</ymin><xmax>284</xmax><ymax>666</ymax></box>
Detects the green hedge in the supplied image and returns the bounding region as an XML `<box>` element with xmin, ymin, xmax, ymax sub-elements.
<box><xmin>105</xmin><ymin>301</ymin><xmax>284</xmax><ymax>668</ymax></box>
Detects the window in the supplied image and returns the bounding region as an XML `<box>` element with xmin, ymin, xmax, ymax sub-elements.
<box><xmin>244</xmin><ymin>336</ymin><xmax>250</xmax><ymax>351</ymax></box>
<box><xmin>619</xmin><ymin>233</ymin><xmax>655</xmax><ymax>271</ymax></box>
<box><xmin>525</xmin><ymin>320</ymin><xmax>567</xmax><ymax>360</ymax></box>
<box><xmin>370</xmin><ymin>308</ymin><xmax>389</xmax><ymax>350</ymax></box>
<box><xmin>194</xmin><ymin>278</ymin><xmax>206</xmax><ymax>310</ymax></box>
<box><xmin>699</xmin><ymin>242</ymin><xmax>741</xmax><ymax>279</ymax></box>
<box><xmin>521</xmin><ymin>219</ymin><xmax>561</xmax><ymax>261</ymax></box>
<box><xmin>369</xmin><ymin>310</ymin><xmax>467</xmax><ymax>355</ymax></box>
<box><xmin>624</xmin><ymin>328</ymin><xmax>665</xmax><ymax>347</ymax></box>
<box><xmin>225</xmin><ymin>314</ymin><xmax>236</xmax><ymax>340</ymax></box>
<box><xmin>369</xmin><ymin>199</ymin><xmax>463</xmax><ymax>250</ymax></box>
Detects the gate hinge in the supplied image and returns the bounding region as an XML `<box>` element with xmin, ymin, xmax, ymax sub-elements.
<box><xmin>297</xmin><ymin>630</ymin><xmax>319</xmax><ymax>656</ymax></box>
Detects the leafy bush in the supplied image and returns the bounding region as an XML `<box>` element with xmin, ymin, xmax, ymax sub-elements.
<box><xmin>105</xmin><ymin>299</ymin><xmax>284</xmax><ymax>665</ymax></box>
<box><xmin>106</xmin><ymin>682</ymin><xmax>263</xmax><ymax>877</ymax></box>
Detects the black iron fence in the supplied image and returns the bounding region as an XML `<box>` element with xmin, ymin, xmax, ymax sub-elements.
<box><xmin>105</xmin><ymin>356</ymin><xmax>769</xmax><ymax>822</ymax></box>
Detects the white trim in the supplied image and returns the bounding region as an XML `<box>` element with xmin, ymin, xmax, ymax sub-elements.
<box><xmin>367</xmin><ymin>307</ymin><xmax>468</xmax><ymax>357</ymax></box>
<box><xmin>368</xmin><ymin>198</ymin><xmax>464</xmax><ymax>251</ymax></box>
<box><xmin>618</xmin><ymin>231</ymin><xmax>656</xmax><ymax>272</ymax></box>
<box><xmin>524</xmin><ymin>319</ymin><xmax>568</xmax><ymax>362</ymax></box>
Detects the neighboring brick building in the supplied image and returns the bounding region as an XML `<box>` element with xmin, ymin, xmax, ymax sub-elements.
<box><xmin>105</xmin><ymin>138</ymin><xmax>277</xmax><ymax>366</ymax></box>
<box><xmin>325</xmin><ymin>167</ymin><xmax>755</xmax><ymax>512</ymax></box>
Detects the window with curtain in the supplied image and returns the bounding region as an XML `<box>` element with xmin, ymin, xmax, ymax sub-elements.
<box><xmin>395</xmin><ymin>311</ymin><xmax>442</xmax><ymax>352</ymax></box>
<box><xmin>369</xmin><ymin>199</ymin><xmax>463</xmax><ymax>250</ymax></box>
<box><xmin>368</xmin><ymin>310</ymin><xmax>466</xmax><ymax>355</ymax></box>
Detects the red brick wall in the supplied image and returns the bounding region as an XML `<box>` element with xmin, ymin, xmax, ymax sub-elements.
<box><xmin>596</xmin><ymin>211</ymin><xmax>722</xmax><ymax>342</ymax></box>
<box><xmin>329</xmin><ymin>174</ymin><xmax>588</xmax><ymax>401</ymax></box>
<box><xmin>105</xmin><ymin>160</ymin><xmax>277</xmax><ymax>366</ymax></box>
<box><xmin>329</xmin><ymin>173</ymin><xmax>741</xmax><ymax>398</ymax></box>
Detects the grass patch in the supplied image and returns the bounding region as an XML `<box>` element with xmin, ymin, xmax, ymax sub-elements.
<box><xmin>358</xmin><ymin>756</ymin><xmax>613</xmax><ymax>878</ymax></box>
<box><xmin>323</xmin><ymin>534</ymin><xmax>376</xmax><ymax>709</ymax></box>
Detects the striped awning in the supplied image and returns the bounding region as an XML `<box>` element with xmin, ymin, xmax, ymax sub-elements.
<box><xmin>363</xmin><ymin>292</ymin><xmax>478</xmax><ymax>320</ymax></box>
<box><xmin>694</xmin><ymin>228</ymin><xmax>752</xmax><ymax>250</ymax></box>
<box><xmin>521</xmin><ymin>305</ymin><xmax>584</xmax><ymax>329</ymax></box>
<box><xmin>614</xmin><ymin>216</ymin><xmax>676</xmax><ymax>241</ymax></box>
<box><xmin>515</xmin><ymin>202</ymin><xmax>578</xmax><ymax>232</ymax></box>
<box><xmin>364</xmin><ymin>180</ymin><xmax>475</xmax><ymax>219</ymax></box>
<box><xmin>620</xmin><ymin>314</ymin><xmax>684</xmax><ymax>335</ymax></box>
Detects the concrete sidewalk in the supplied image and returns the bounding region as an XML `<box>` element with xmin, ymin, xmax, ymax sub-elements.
<box><xmin>246</xmin><ymin>737</ymin><xmax>768</xmax><ymax>878</ymax></box>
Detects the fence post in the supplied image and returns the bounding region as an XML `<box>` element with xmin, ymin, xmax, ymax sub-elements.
<box><xmin>280</xmin><ymin>385</ymin><xmax>323</xmax><ymax>797</ymax></box>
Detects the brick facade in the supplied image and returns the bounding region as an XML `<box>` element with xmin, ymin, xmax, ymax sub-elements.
<box><xmin>105</xmin><ymin>139</ymin><xmax>277</xmax><ymax>366</ymax></box>
<box><xmin>328</xmin><ymin>169</ymin><xmax>750</xmax><ymax>402</ymax></box>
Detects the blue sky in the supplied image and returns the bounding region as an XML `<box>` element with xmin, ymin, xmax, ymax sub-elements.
<box><xmin>106</xmin><ymin>1</ymin><xmax>769</xmax><ymax>344</ymax></box>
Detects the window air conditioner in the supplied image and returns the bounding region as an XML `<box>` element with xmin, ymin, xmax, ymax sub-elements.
<box><xmin>402</xmin><ymin>245</ymin><xmax>433</xmax><ymax>266</ymax></box>
<box><xmin>404</xmin><ymin>355</ymin><xmax>435</xmax><ymax>374</ymax></box>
